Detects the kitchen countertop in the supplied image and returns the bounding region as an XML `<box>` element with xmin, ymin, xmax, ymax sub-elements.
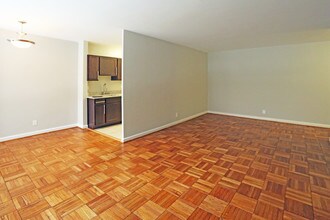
<box><xmin>87</xmin><ymin>94</ymin><xmax>122</xmax><ymax>99</ymax></box>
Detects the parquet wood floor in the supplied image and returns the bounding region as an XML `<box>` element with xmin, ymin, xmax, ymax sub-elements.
<box><xmin>0</xmin><ymin>113</ymin><xmax>329</xmax><ymax>219</ymax></box>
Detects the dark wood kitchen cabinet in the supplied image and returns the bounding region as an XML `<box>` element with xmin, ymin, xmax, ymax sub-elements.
<box><xmin>100</xmin><ymin>57</ymin><xmax>117</xmax><ymax>76</ymax></box>
<box><xmin>87</xmin><ymin>55</ymin><xmax>122</xmax><ymax>81</ymax></box>
<box><xmin>106</xmin><ymin>97</ymin><xmax>121</xmax><ymax>124</ymax></box>
<box><xmin>94</xmin><ymin>100</ymin><xmax>106</xmax><ymax>126</ymax></box>
<box><xmin>88</xmin><ymin>99</ymin><xmax>105</xmax><ymax>128</ymax></box>
<box><xmin>87</xmin><ymin>55</ymin><xmax>99</xmax><ymax>81</ymax></box>
<box><xmin>88</xmin><ymin>97</ymin><xmax>121</xmax><ymax>129</ymax></box>
<box><xmin>111</xmin><ymin>58</ymin><xmax>122</xmax><ymax>81</ymax></box>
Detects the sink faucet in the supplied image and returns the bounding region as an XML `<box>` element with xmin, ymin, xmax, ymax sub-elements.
<box><xmin>102</xmin><ymin>83</ymin><xmax>107</xmax><ymax>95</ymax></box>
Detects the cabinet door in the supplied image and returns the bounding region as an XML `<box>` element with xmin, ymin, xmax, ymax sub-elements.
<box><xmin>106</xmin><ymin>98</ymin><xmax>121</xmax><ymax>124</ymax></box>
<box><xmin>100</xmin><ymin>57</ymin><xmax>117</xmax><ymax>76</ymax></box>
<box><xmin>117</xmin><ymin>58</ymin><xmax>122</xmax><ymax>80</ymax></box>
<box><xmin>87</xmin><ymin>55</ymin><xmax>99</xmax><ymax>81</ymax></box>
<box><xmin>111</xmin><ymin>58</ymin><xmax>122</xmax><ymax>81</ymax></box>
<box><xmin>95</xmin><ymin>101</ymin><xmax>106</xmax><ymax>126</ymax></box>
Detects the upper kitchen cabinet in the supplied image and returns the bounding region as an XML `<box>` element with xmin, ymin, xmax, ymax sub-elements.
<box><xmin>100</xmin><ymin>56</ymin><xmax>117</xmax><ymax>76</ymax></box>
<box><xmin>87</xmin><ymin>55</ymin><xmax>122</xmax><ymax>81</ymax></box>
<box><xmin>87</xmin><ymin>55</ymin><xmax>99</xmax><ymax>81</ymax></box>
<box><xmin>111</xmin><ymin>58</ymin><xmax>122</xmax><ymax>81</ymax></box>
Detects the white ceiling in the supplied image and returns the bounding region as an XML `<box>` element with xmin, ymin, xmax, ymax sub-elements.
<box><xmin>1</xmin><ymin>0</ymin><xmax>330</xmax><ymax>52</ymax></box>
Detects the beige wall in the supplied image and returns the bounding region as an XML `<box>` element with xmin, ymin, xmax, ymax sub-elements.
<box><xmin>0</xmin><ymin>29</ymin><xmax>78</xmax><ymax>140</ymax></box>
<box><xmin>88</xmin><ymin>42</ymin><xmax>122</xmax><ymax>58</ymax></box>
<box><xmin>123</xmin><ymin>31</ymin><xmax>208</xmax><ymax>138</ymax></box>
<box><xmin>208</xmin><ymin>41</ymin><xmax>330</xmax><ymax>125</ymax></box>
<box><xmin>87</xmin><ymin>42</ymin><xmax>122</xmax><ymax>95</ymax></box>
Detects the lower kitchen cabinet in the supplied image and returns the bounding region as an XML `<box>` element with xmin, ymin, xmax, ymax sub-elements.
<box><xmin>94</xmin><ymin>99</ymin><xmax>106</xmax><ymax>127</ymax></box>
<box><xmin>106</xmin><ymin>98</ymin><xmax>121</xmax><ymax>124</ymax></box>
<box><xmin>88</xmin><ymin>97</ymin><xmax>121</xmax><ymax>129</ymax></box>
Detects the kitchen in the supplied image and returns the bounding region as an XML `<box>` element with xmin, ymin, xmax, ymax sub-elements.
<box><xmin>86</xmin><ymin>42</ymin><xmax>122</xmax><ymax>140</ymax></box>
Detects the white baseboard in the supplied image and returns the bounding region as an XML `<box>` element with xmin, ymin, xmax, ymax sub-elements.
<box><xmin>123</xmin><ymin>111</ymin><xmax>208</xmax><ymax>142</ymax></box>
<box><xmin>3</xmin><ymin>111</ymin><xmax>326</xmax><ymax>143</ymax></box>
<box><xmin>0</xmin><ymin>124</ymin><xmax>79</xmax><ymax>142</ymax></box>
<box><xmin>208</xmin><ymin>111</ymin><xmax>330</xmax><ymax>128</ymax></box>
<box><xmin>77</xmin><ymin>124</ymin><xmax>88</xmax><ymax>129</ymax></box>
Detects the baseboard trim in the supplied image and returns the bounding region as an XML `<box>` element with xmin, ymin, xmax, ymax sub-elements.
<box><xmin>0</xmin><ymin>124</ymin><xmax>79</xmax><ymax>142</ymax></box>
<box><xmin>4</xmin><ymin>111</ymin><xmax>326</xmax><ymax>143</ymax></box>
<box><xmin>123</xmin><ymin>111</ymin><xmax>208</xmax><ymax>142</ymax></box>
<box><xmin>77</xmin><ymin>124</ymin><xmax>88</xmax><ymax>129</ymax></box>
<box><xmin>208</xmin><ymin>111</ymin><xmax>330</xmax><ymax>128</ymax></box>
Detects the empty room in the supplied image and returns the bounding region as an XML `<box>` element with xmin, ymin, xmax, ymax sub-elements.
<box><xmin>0</xmin><ymin>0</ymin><xmax>329</xmax><ymax>219</ymax></box>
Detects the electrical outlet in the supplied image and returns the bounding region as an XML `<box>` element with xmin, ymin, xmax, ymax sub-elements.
<box><xmin>175</xmin><ymin>112</ymin><xmax>179</xmax><ymax>118</ymax></box>
<box><xmin>262</xmin><ymin>110</ymin><xmax>266</xmax><ymax>115</ymax></box>
<box><xmin>32</xmin><ymin>120</ymin><xmax>38</xmax><ymax>126</ymax></box>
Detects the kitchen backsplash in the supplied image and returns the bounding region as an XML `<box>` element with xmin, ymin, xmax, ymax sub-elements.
<box><xmin>88</xmin><ymin>76</ymin><xmax>122</xmax><ymax>95</ymax></box>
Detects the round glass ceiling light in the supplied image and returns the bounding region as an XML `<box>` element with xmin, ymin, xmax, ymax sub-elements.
<box><xmin>8</xmin><ymin>39</ymin><xmax>35</xmax><ymax>48</ymax></box>
<box><xmin>7</xmin><ymin>21</ymin><xmax>35</xmax><ymax>49</ymax></box>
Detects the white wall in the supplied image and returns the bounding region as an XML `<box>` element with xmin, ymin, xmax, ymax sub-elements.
<box><xmin>0</xmin><ymin>29</ymin><xmax>78</xmax><ymax>140</ymax></box>
<box><xmin>77</xmin><ymin>41</ymin><xmax>88</xmax><ymax>128</ymax></box>
<box><xmin>123</xmin><ymin>31</ymin><xmax>208</xmax><ymax>139</ymax></box>
<box><xmin>208</xmin><ymin>41</ymin><xmax>330</xmax><ymax>125</ymax></box>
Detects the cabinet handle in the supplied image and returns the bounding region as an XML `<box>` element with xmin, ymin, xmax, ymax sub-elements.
<box><xmin>97</xmin><ymin>70</ymin><xmax>99</xmax><ymax>75</ymax></box>
<box><xmin>115</xmin><ymin>67</ymin><xmax>118</xmax><ymax>75</ymax></box>
<box><xmin>95</xmin><ymin>101</ymin><xmax>105</xmax><ymax>104</ymax></box>
<box><xmin>104</xmin><ymin>105</ymin><xmax>106</xmax><ymax>115</ymax></box>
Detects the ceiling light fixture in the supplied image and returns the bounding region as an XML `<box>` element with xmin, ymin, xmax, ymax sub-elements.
<box><xmin>7</xmin><ymin>21</ymin><xmax>35</xmax><ymax>48</ymax></box>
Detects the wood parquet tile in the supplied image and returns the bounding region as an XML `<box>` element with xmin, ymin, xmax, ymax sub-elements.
<box><xmin>0</xmin><ymin>113</ymin><xmax>330</xmax><ymax>219</ymax></box>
